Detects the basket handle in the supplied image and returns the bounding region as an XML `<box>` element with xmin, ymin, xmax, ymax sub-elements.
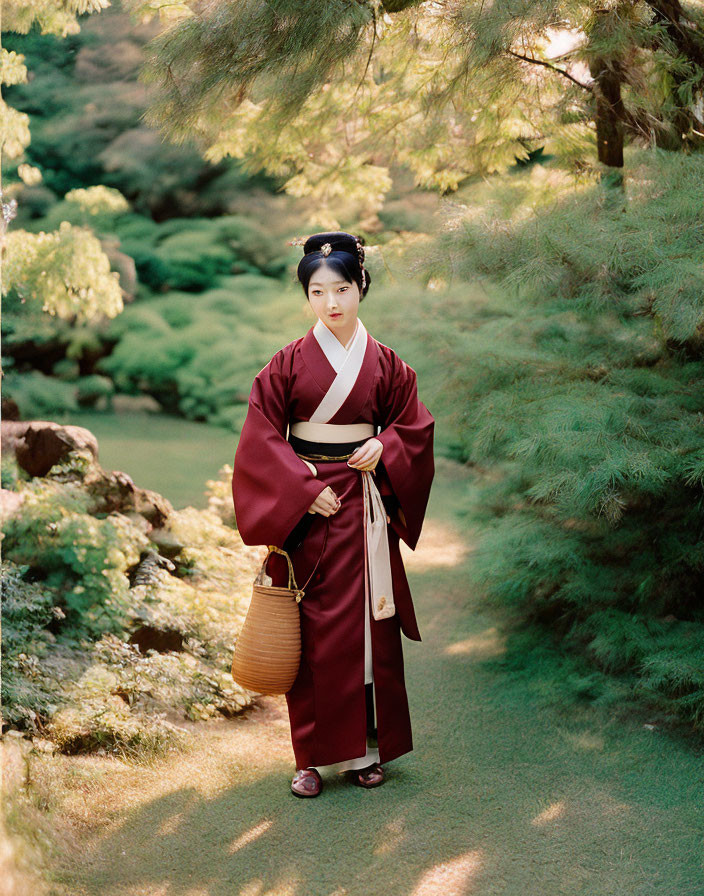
<box><xmin>256</xmin><ymin>518</ymin><xmax>330</xmax><ymax>601</ymax></box>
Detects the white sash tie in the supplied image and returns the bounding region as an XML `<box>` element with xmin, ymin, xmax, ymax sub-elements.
<box><xmin>361</xmin><ymin>469</ymin><xmax>396</xmax><ymax>621</ymax></box>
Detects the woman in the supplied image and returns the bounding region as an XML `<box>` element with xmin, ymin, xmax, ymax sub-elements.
<box><xmin>232</xmin><ymin>231</ymin><xmax>434</xmax><ymax>798</ymax></box>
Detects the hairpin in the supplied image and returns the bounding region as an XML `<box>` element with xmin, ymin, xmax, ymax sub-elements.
<box><xmin>320</xmin><ymin>242</ymin><xmax>332</xmax><ymax>256</ymax></box>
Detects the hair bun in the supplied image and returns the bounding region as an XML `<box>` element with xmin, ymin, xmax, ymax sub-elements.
<box><xmin>303</xmin><ymin>231</ymin><xmax>360</xmax><ymax>258</ymax></box>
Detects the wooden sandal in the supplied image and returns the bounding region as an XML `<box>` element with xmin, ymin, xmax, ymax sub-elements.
<box><xmin>291</xmin><ymin>767</ymin><xmax>323</xmax><ymax>798</ymax></box>
<box><xmin>346</xmin><ymin>762</ymin><xmax>385</xmax><ymax>788</ymax></box>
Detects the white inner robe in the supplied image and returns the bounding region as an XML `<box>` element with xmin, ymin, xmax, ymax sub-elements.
<box><xmin>308</xmin><ymin>317</ymin><xmax>381</xmax><ymax>775</ymax></box>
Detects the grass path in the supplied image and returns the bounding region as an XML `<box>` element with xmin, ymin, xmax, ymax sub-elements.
<box><xmin>43</xmin><ymin>457</ymin><xmax>703</xmax><ymax>896</ymax></box>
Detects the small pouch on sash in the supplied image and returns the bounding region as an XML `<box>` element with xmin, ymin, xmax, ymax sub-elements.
<box><xmin>362</xmin><ymin>471</ymin><xmax>396</xmax><ymax>621</ymax></box>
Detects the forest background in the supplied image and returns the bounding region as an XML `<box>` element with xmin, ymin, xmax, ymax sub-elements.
<box><xmin>2</xmin><ymin>0</ymin><xmax>704</xmax><ymax>888</ymax></box>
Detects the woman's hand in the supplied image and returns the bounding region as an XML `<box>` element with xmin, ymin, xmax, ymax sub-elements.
<box><xmin>347</xmin><ymin>437</ymin><xmax>383</xmax><ymax>472</ymax></box>
<box><xmin>308</xmin><ymin>485</ymin><xmax>341</xmax><ymax>516</ymax></box>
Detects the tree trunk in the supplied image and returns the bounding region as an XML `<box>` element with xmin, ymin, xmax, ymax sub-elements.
<box><xmin>587</xmin><ymin>8</ymin><xmax>625</xmax><ymax>176</ymax></box>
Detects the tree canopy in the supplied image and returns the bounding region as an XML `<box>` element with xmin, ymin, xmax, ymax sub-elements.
<box><xmin>136</xmin><ymin>0</ymin><xmax>704</xmax><ymax>225</ymax></box>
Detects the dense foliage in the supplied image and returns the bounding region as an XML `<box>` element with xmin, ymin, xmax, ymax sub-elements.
<box><xmin>370</xmin><ymin>148</ymin><xmax>704</xmax><ymax>734</ymax></box>
<box><xmin>1</xmin><ymin>449</ymin><xmax>260</xmax><ymax>756</ymax></box>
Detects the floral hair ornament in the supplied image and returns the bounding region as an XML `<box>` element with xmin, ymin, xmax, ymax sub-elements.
<box><xmin>355</xmin><ymin>238</ymin><xmax>367</xmax><ymax>290</ymax></box>
<box><xmin>320</xmin><ymin>242</ymin><xmax>333</xmax><ymax>257</ymax></box>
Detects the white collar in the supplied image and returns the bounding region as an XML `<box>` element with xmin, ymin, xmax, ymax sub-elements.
<box><xmin>313</xmin><ymin>318</ymin><xmax>365</xmax><ymax>374</ymax></box>
<box><xmin>309</xmin><ymin>317</ymin><xmax>369</xmax><ymax>421</ymax></box>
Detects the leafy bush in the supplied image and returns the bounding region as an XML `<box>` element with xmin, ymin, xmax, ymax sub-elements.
<box><xmin>2</xmin><ymin>477</ymin><xmax>140</xmax><ymax>639</ymax></box>
<box><xmin>377</xmin><ymin>147</ymin><xmax>704</xmax><ymax>735</ymax></box>
<box><xmin>2</xmin><ymin>371</ymin><xmax>79</xmax><ymax>418</ymax></box>
<box><xmin>97</xmin><ymin>274</ymin><xmax>305</xmax><ymax>420</ymax></box>
<box><xmin>1</xmin><ymin>448</ymin><xmax>260</xmax><ymax>754</ymax></box>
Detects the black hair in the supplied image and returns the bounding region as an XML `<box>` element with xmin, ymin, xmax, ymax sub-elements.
<box><xmin>296</xmin><ymin>231</ymin><xmax>371</xmax><ymax>301</ymax></box>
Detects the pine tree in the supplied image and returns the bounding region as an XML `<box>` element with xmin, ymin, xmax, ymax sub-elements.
<box><xmin>136</xmin><ymin>0</ymin><xmax>704</xmax><ymax>224</ymax></box>
<box><xmin>408</xmin><ymin>149</ymin><xmax>704</xmax><ymax>733</ymax></box>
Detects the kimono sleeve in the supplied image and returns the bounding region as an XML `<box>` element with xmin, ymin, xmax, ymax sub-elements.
<box><xmin>232</xmin><ymin>350</ymin><xmax>328</xmax><ymax>547</ymax></box>
<box><xmin>375</xmin><ymin>353</ymin><xmax>435</xmax><ymax>550</ymax></box>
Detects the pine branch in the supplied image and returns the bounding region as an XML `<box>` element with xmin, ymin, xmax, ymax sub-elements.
<box><xmin>506</xmin><ymin>49</ymin><xmax>593</xmax><ymax>93</ymax></box>
<box><xmin>644</xmin><ymin>0</ymin><xmax>704</xmax><ymax>71</ymax></box>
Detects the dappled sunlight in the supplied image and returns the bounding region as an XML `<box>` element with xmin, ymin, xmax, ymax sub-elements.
<box><xmin>562</xmin><ymin>730</ymin><xmax>606</xmax><ymax>751</ymax></box>
<box><xmin>373</xmin><ymin>815</ymin><xmax>409</xmax><ymax>854</ymax></box>
<box><xmin>530</xmin><ymin>791</ymin><xmax>633</xmax><ymax>832</ymax></box>
<box><xmin>531</xmin><ymin>801</ymin><xmax>566</xmax><ymax>826</ymax></box>
<box><xmin>157</xmin><ymin>811</ymin><xmax>188</xmax><ymax>836</ymax></box>
<box><xmin>10</xmin><ymin>447</ymin><xmax>699</xmax><ymax>895</ymax></box>
<box><xmin>444</xmin><ymin>627</ymin><xmax>507</xmax><ymax>659</ymax></box>
<box><xmin>410</xmin><ymin>850</ymin><xmax>484</xmax><ymax>895</ymax></box>
<box><xmin>574</xmin><ymin>790</ymin><xmax>633</xmax><ymax>820</ymax></box>
<box><xmin>53</xmin><ymin>702</ymin><xmax>296</xmax><ymax>838</ymax></box>
<box><xmin>401</xmin><ymin>519</ymin><xmax>468</xmax><ymax>572</ymax></box>
<box><xmin>229</xmin><ymin>819</ymin><xmax>275</xmax><ymax>853</ymax></box>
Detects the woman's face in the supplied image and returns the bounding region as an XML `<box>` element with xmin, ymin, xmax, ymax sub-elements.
<box><xmin>307</xmin><ymin>261</ymin><xmax>360</xmax><ymax>335</ymax></box>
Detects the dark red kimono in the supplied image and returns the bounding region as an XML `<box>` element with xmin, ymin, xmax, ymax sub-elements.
<box><xmin>231</xmin><ymin>321</ymin><xmax>434</xmax><ymax>769</ymax></box>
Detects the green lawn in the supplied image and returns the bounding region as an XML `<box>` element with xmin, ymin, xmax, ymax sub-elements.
<box><xmin>63</xmin><ymin>409</ymin><xmax>237</xmax><ymax>510</ymax></box>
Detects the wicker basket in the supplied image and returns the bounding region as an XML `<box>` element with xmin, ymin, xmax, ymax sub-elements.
<box><xmin>232</xmin><ymin>523</ymin><xmax>328</xmax><ymax>695</ymax></box>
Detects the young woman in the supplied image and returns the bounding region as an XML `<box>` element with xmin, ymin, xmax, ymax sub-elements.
<box><xmin>232</xmin><ymin>231</ymin><xmax>435</xmax><ymax>798</ymax></box>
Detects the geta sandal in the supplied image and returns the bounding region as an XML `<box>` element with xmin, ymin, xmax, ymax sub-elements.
<box><xmin>291</xmin><ymin>767</ymin><xmax>323</xmax><ymax>798</ymax></box>
<box><xmin>345</xmin><ymin>762</ymin><xmax>385</xmax><ymax>788</ymax></box>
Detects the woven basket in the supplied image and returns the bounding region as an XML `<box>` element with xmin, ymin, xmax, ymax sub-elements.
<box><xmin>232</xmin><ymin>523</ymin><xmax>328</xmax><ymax>695</ymax></box>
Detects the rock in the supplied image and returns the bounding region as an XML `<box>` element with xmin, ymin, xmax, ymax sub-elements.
<box><xmin>148</xmin><ymin>527</ymin><xmax>185</xmax><ymax>558</ymax></box>
<box><xmin>128</xmin><ymin>549</ymin><xmax>176</xmax><ymax>586</ymax></box>
<box><xmin>84</xmin><ymin>467</ymin><xmax>174</xmax><ymax>526</ymax></box>
<box><xmin>1</xmin><ymin>420</ymin><xmax>174</xmax><ymax>529</ymax></box>
<box><xmin>1</xmin><ymin>420</ymin><xmax>99</xmax><ymax>477</ymax></box>
<box><xmin>132</xmin><ymin>487</ymin><xmax>174</xmax><ymax>526</ymax></box>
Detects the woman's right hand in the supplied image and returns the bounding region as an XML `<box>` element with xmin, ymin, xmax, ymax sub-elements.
<box><xmin>308</xmin><ymin>485</ymin><xmax>341</xmax><ymax>516</ymax></box>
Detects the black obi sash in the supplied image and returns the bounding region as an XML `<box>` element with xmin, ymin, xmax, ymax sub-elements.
<box><xmin>283</xmin><ymin>431</ymin><xmax>371</xmax><ymax>552</ymax></box>
<box><xmin>287</xmin><ymin>431</ymin><xmax>370</xmax><ymax>460</ymax></box>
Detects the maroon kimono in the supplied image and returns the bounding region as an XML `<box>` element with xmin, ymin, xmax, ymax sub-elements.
<box><xmin>231</xmin><ymin>321</ymin><xmax>435</xmax><ymax>769</ymax></box>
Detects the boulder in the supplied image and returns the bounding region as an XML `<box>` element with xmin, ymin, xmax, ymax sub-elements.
<box><xmin>1</xmin><ymin>420</ymin><xmax>99</xmax><ymax>477</ymax></box>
